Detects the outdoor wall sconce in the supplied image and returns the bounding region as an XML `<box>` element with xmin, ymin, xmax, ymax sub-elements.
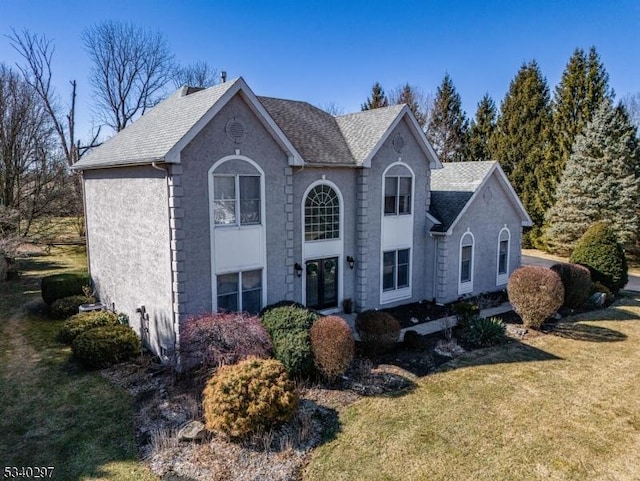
<box><xmin>346</xmin><ymin>256</ymin><xmax>355</xmax><ymax>269</ymax></box>
<box><xmin>294</xmin><ymin>263</ymin><xmax>303</xmax><ymax>277</ymax></box>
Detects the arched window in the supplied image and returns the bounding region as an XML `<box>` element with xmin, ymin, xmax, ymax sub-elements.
<box><xmin>459</xmin><ymin>231</ymin><xmax>474</xmax><ymax>294</ymax></box>
<box><xmin>305</xmin><ymin>184</ymin><xmax>340</xmax><ymax>241</ymax></box>
<box><xmin>497</xmin><ymin>227</ymin><xmax>511</xmax><ymax>285</ymax></box>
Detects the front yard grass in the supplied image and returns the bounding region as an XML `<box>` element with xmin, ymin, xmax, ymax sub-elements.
<box><xmin>304</xmin><ymin>296</ymin><xmax>640</xmax><ymax>481</ymax></box>
<box><xmin>0</xmin><ymin>245</ymin><xmax>156</xmax><ymax>480</ymax></box>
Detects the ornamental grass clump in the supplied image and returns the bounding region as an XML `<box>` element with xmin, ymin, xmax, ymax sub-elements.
<box><xmin>180</xmin><ymin>312</ymin><xmax>272</xmax><ymax>375</ymax></box>
<box><xmin>550</xmin><ymin>262</ymin><xmax>592</xmax><ymax>310</ymax></box>
<box><xmin>202</xmin><ymin>357</ymin><xmax>298</xmax><ymax>439</ymax></box>
<box><xmin>310</xmin><ymin>315</ymin><xmax>354</xmax><ymax>382</ymax></box>
<box><xmin>507</xmin><ymin>266</ymin><xmax>564</xmax><ymax>329</ymax></box>
<box><xmin>569</xmin><ymin>222</ymin><xmax>628</xmax><ymax>293</ymax></box>
<box><xmin>59</xmin><ymin>310</ymin><xmax>119</xmax><ymax>344</ymax></box>
<box><xmin>460</xmin><ymin>316</ymin><xmax>506</xmax><ymax>348</ymax></box>
<box><xmin>355</xmin><ymin>310</ymin><xmax>401</xmax><ymax>354</ymax></box>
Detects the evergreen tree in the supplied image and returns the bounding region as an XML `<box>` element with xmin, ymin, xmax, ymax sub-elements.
<box><xmin>426</xmin><ymin>73</ymin><xmax>469</xmax><ymax>162</ymax></box>
<box><xmin>468</xmin><ymin>94</ymin><xmax>496</xmax><ymax>161</ymax></box>
<box><xmin>544</xmin><ymin>100</ymin><xmax>639</xmax><ymax>253</ymax></box>
<box><xmin>547</xmin><ymin>47</ymin><xmax>614</xmax><ymax>196</ymax></box>
<box><xmin>390</xmin><ymin>83</ymin><xmax>428</xmax><ymax>128</ymax></box>
<box><xmin>361</xmin><ymin>82</ymin><xmax>389</xmax><ymax>111</ymax></box>
<box><xmin>490</xmin><ymin>61</ymin><xmax>552</xmax><ymax>227</ymax></box>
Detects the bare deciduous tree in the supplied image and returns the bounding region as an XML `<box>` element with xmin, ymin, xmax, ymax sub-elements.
<box><xmin>389</xmin><ymin>83</ymin><xmax>432</xmax><ymax>129</ymax></box>
<box><xmin>172</xmin><ymin>61</ymin><xmax>218</xmax><ymax>89</ymax></box>
<box><xmin>0</xmin><ymin>64</ymin><xmax>71</xmax><ymax>237</ymax></box>
<box><xmin>82</xmin><ymin>20</ymin><xmax>174</xmax><ymax>132</ymax></box>
<box><xmin>621</xmin><ymin>93</ymin><xmax>640</xmax><ymax>132</ymax></box>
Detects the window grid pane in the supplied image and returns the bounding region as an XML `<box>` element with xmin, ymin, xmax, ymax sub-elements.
<box><xmin>384</xmin><ymin>177</ymin><xmax>398</xmax><ymax>215</ymax></box>
<box><xmin>397</xmin><ymin>249</ymin><xmax>410</xmax><ymax>288</ymax></box>
<box><xmin>305</xmin><ymin>185</ymin><xmax>340</xmax><ymax>241</ymax></box>
<box><xmin>398</xmin><ymin>177</ymin><xmax>412</xmax><ymax>214</ymax></box>
<box><xmin>498</xmin><ymin>239</ymin><xmax>508</xmax><ymax>274</ymax></box>
<box><xmin>213</xmin><ymin>176</ymin><xmax>237</xmax><ymax>225</ymax></box>
<box><xmin>383</xmin><ymin>251</ymin><xmax>396</xmax><ymax>291</ymax></box>
<box><xmin>239</xmin><ymin>176</ymin><xmax>261</xmax><ymax>225</ymax></box>
<box><xmin>461</xmin><ymin>246</ymin><xmax>472</xmax><ymax>282</ymax></box>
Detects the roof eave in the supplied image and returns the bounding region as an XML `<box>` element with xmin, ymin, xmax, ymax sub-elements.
<box><xmin>72</xmin><ymin>157</ymin><xmax>169</xmax><ymax>171</ymax></box>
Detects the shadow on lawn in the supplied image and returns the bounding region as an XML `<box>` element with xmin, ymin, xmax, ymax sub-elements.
<box><xmin>551</xmin><ymin>322</ymin><xmax>627</xmax><ymax>342</ymax></box>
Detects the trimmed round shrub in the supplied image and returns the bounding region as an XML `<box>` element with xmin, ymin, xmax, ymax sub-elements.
<box><xmin>41</xmin><ymin>272</ymin><xmax>90</xmax><ymax>305</ymax></box>
<box><xmin>550</xmin><ymin>263</ymin><xmax>592</xmax><ymax>309</ymax></box>
<box><xmin>259</xmin><ymin>300</ymin><xmax>306</xmax><ymax>318</ymax></box>
<box><xmin>570</xmin><ymin>222</ymin><xmax>628</xmax><ymax>293</ymax></box>
<box><xmin>59</xmin><ymin>310</ymin><xmax>120</xmax><ymax>344</ymax></box>
<box><xmin>310</xmin><ymin>315</ymin><xmax>354</xmax><ymax>381</ymax></box>
<box><xmin>180</xmin><ymin>312</ymin><xmax>272</xmax><ymax>374</ymax></box>
<box><xmin>260</xmin><ymin>305</ymin><xmax>317</xmax><ymax>378</ymax></box>
<box><xmin>460</xmin><ymin>316</ymin><xmax>506</xmax><ymax>348</ymax></box>
<box><xmin>507</xmin><ymin>266</ymin><xmax>564</xmax><ymax>329</ymax></box>
<box><xmin>202</xmin><ymin>357</ymin><xmax>299</xmax><ymax>438</ymax></box>
<box><xmin>50</xmin><ymin>295</ymin><xmax>95</xmax><ymax>320</ymax></box>
<box><xmin>355</xmin><ymin>310</ymin><xmax>401</xmax><ymax>353</ymax></box>
<box><xmin>72</xmin><ymin>324</ymin><xmax>141</xmax><ymax>368</ymax></box>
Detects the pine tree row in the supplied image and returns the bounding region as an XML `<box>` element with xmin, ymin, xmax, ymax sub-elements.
<box><xmin>358</xmin><ymin>47</ymin><xmax>640</xmax><ymax>253</ymax></box>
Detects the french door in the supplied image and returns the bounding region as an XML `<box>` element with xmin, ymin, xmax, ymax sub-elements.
<box><xmin>305</xmin><ymin>257</ymin><xmax>338</xmax><ymax>310</ymax></box>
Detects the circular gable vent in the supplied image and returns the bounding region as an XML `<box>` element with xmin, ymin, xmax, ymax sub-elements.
<box><xmin>225</xmin><ymin>117</ymin><xmax>246</xmax><ymax>143</ymax></box>
<box><xmin>392</xmin><ymin>133</ymin><xmax>405</xmax><ymax>153</ymax></box>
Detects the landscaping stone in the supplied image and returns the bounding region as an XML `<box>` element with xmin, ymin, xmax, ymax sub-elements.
<box><xmin>588</xmin><ymin>292</ymin><xmax>607</xmax><ymax>308</ymax></box>
<box><xmin>178</xmin><ymin>420</ymin><xmax>206</xmax><ymax>442</ymax></box>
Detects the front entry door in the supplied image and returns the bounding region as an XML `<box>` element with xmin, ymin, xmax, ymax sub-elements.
<box><xmin>305</xmin><ymin>257</ymin><xmax>338</xmax><ymax>310</ymax></box>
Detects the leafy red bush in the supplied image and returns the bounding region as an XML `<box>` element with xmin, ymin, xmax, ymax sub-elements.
<box><xmin>202</xmin><ymin>357</ymin><xmax>298</xmax><ymax>438</ymax></box>
<box><xmin>507</xmin><ymin>266</ymin><xmax>564</xmax><ymax>329</ymax></box>
<box><xmin>180</xmin><ymin>312</ymin><xmax>272</xmax><ymax>374</ymax></box>
<box><xmin>355</xmin><ymin>310</ymin><xmax>401</xmax><ymax>353</ymax></box>
<box><xmin>550</xmin><ymin>263</ymin><xmax>592</xmax><ymax>309</ymax></box>
<box><xmin>310</xmin><ymin>315</ymin><xmax>354</xmax><ymax>381</ymax></box>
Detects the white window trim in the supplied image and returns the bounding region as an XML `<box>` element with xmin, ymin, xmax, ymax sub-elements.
<box><xmin>212</xmin><ymin>173</ymin><xmax>261</xmax><ymax>227</ymax></box>
<box><xmin>380</xmin><ymin>162</ymin><xmax>415</xmax><ymax>305</ymax></box>
<box><xmin>384</xmin><ymin>175</ymin><xmax>413</xmax><ymax>216</ymax></box>
<box><xmin>496</xmin><ymin>226</ymin><xmax>511</xmax><ymax>286</ymax></box>
<box><xmin>208</xmin><ymin>155</ymin><xmax>267</xmax><ymax>313</ymax></box>
<box><xmin>301</xmin><ymin>179</ymin><xmax>344</xmax><ymax>310</ymax></box>
<box><xmin>215</xmin><ymin>268</ymin><xmax>264</xmax><ymax>313</ymax></box>
<box><xmin>458</xmin><ymin>230</ymin><xmax>475</xmax><ymax>295</ymax></box>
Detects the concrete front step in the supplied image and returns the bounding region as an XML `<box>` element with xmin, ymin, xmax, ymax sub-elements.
<box><xmin>339</xmin><ymin>302</ymin><xmax>513</xmax><ymax>342</ymax></box>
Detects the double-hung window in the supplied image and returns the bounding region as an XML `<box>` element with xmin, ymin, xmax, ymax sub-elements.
<box><xmin>213</xmin><ymin>175</ymin><xmax>261</xmax><ymax>226</ymax></box>
<box><xmin>383</xmin><ymin>249</ymin><xmax>410</xmax><ymax>291</ymax></box>
<box><xmin>217</xmin><ymin>269</ymin><xmax>262</xmax><ymax>314</ymax></box>
<box><xmin>459</xmin><ymin>232</ymin><xmax>474</xmax><ymax>294</ymax></box>
<box><xmin>384</xmin><ymin>176</ymin><xmax>412</xmax><ymax>215</ymax></box>
<box><xmin>497</xmin><ymin>228</ymin><xmax>510</xmax><ymax>285</ymax></box>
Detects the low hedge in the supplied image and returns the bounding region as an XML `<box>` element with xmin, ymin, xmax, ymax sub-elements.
<box><xmin>41</xmin><ymin>272</ymin><xmax>91</xmax><ymax>305</ymax></box>
<box><xmin>50</xmin><ymin>295</ymin><xmax>95</xmax><ymax>320</ymax></box>
<box><xmin>72</xmin><ymin>324</ymin><xmax>140</xmax><ymax>368</ymax></box>
<box><xmin>59</xmin><ymin>310</ymin><xmax>119</xmax><ymax>344</ymax></box>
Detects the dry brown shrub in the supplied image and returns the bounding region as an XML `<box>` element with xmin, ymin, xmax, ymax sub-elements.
<box><xmin>310</xmin><ymin>315</ymin><xmax>354</xmax><ymax>382</ymax></box>
<box><xmin>550</xmin><ymin>262</ymin><xmax>592</xmax><ymax>309</ymax></box>
<box><xmin>355</xmin><ymin>310</ymin><xmax>401</xmax><ymax>353</ymax></box>
<box><xmin>507</xmin><ymin>266</ymin><xmax>564</xmax><ymax>329</ymax></box>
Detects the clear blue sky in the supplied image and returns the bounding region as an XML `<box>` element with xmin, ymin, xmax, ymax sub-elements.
<box><xmin>1</xmin><ymin>0</ymin><xmax>639</xmax><ymax>140</ymax></box>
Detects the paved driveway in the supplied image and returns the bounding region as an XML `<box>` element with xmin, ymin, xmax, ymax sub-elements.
<box><xmin>522</xmin><ymin>254</ymin><xmax>640</xmax><ymax>292</ymax></box>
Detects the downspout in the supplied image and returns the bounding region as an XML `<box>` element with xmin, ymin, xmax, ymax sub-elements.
<box><xmin>152</xmin><ymin>161</ymin><xmax>178</xmax><ymax>361</ymax></box>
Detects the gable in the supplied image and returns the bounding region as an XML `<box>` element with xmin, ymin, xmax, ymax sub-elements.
<box><xmin>430</xmin><ymin>161</ymin><xmax>532</xmax><ymax>235</ymax></box>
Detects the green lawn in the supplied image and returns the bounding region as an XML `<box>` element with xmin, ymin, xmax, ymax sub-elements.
<box><xmin>304</xmin><ymin>297</ymin><xmax>640</xmax><ymax>481</ymax></box>
<box><xmin>0</xmin><ymin>245</ymin><xmax>156</xmax><ymax>481</ymax></box>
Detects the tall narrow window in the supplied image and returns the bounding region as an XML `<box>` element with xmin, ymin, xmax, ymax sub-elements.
<box><xmin>459</xmin><ymin>232</ymin><xmax>474</xmax><ymax>294</ymax></box>
<box><xmin>213</xmin><ymin>175</ymin><xmax>261</xmax><ymax>226</ymax></box>
<box><xmin>384</xmin><ymin>176</ymin><xmax>412</xmax><ymax>215</ymax></box>
<box><xmin>217</xmin><ymin>269</ymin><xmax>262</xmax><ymax>314</ymax></box>
<box><xmin>497</xmin><ymin>228</ymin><xmax>510</xmax><ymax>285</ymax></box>
<box><xmin>305</xmin><ymin>184</ymin><xmax>340</xmax><ymax>241</ymax></box>
<box><xmin>383</xmin><ymin>249</ymin><xmax>410</xmax><ymax>291</ymax></box>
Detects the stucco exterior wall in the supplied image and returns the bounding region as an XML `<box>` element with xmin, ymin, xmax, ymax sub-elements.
<box><xmin>83</xmin><ymin>166</ymin><xmax>174</xmax><ymax>355</ymax></box>
<box><xmin>361</xmin><ymin>118</ymin><xmax>435</xmax><ymax>309</ymax></box>
<box><xmin>178</xmin><ymin>93</ymin><xmax>290</xmax><ymax>317</ymax></box>
<box><xmin>435</xmin><ymin>173</ymin><xmax>524</xmax><ymax>304</ymax></box>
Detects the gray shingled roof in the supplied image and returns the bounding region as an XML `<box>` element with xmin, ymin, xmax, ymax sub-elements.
<box><xmin>258</xmin><ymin>97</ymin><xmax>354</xmax><ymax>164</ymax></box>
<box><xmin>335</xmin><ymin>105</ymin><xmax>406</xmax><ymax>164</ymax></box>
<box><xmin>74</xmin><ymin>80</ymin><xmax>240</xmax><ymax>169</ymax></box>
<box><xmin>258</xmin><ymin>97</ymin><xmax>405</xmax><ymax>165</ymax></box>
<box><xmin>430</xmin><ymin>161</ymin><xmax>497</xmax><ymax>232</ymax></box>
